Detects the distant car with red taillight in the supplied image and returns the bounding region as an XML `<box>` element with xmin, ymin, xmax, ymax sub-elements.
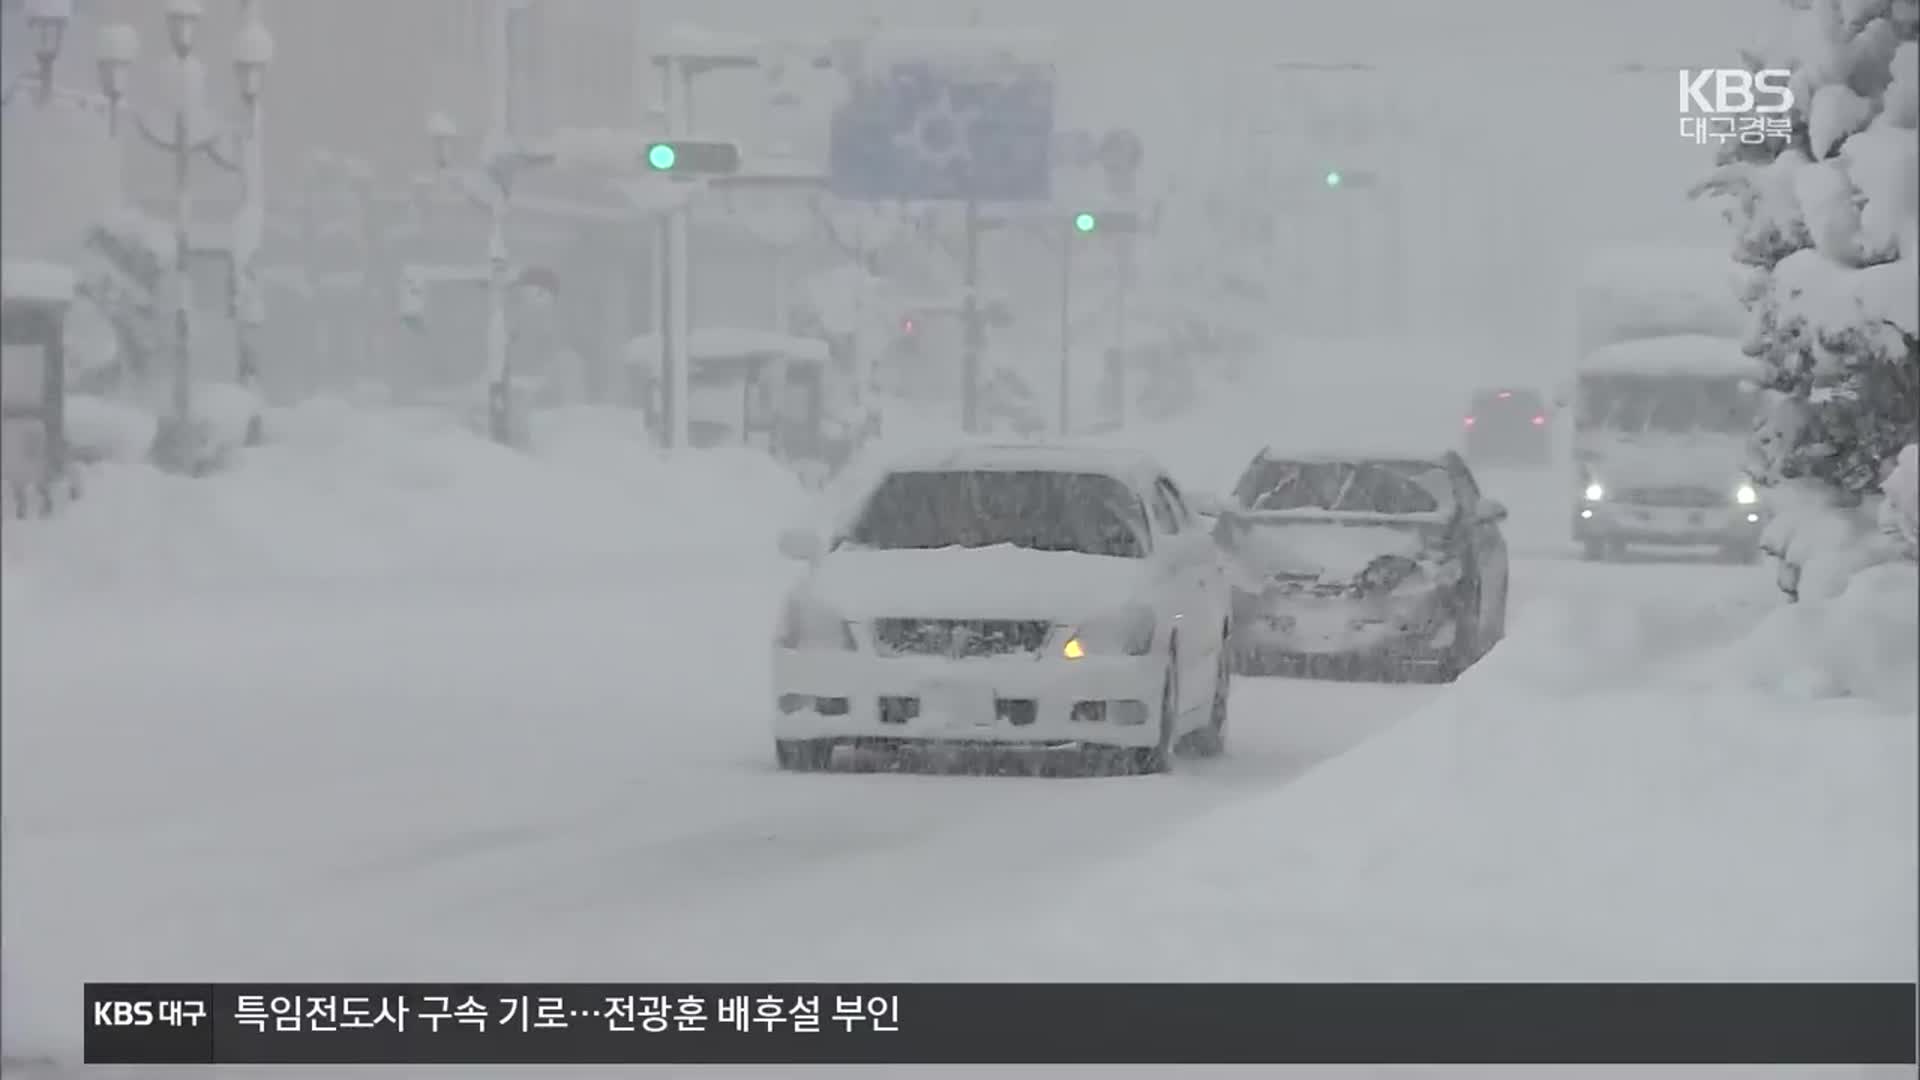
<box><xmin>1463</xmin><ymin>386</ymin><xmax>1552</xmax><ymax>467</ymax></box>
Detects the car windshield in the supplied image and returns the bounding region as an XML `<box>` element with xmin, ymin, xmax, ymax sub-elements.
<box><xmin>1577</xmin><ymin>373</ymin><xmax>1754</xmax><ymax>435</ymax></box>
<box><xmin>845</xmin><ymin>469</ymin><xmax>1149</xmax><ymax>558</ymax></box>
<box><xmin>1233</xmin><ymin>459</ymin><xmax>1447</xmax><ymax>515</ymax></box>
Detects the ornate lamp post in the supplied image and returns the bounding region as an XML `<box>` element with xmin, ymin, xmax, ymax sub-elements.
<box><xmin>93</xmin><ymin>0</ymin><xmax>277</xmax><ymax>467</ymax></box>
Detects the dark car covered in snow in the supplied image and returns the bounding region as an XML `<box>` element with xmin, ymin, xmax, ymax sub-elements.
<box><xmin>1211</xmin><ymin>447</ymin><xmax>1510</xmax><ymax>682</ymax></box>
<box><xmin>1464</xmin><ymin>385</ymin><xmax>1552</xmax><ymax>467</ymax></box>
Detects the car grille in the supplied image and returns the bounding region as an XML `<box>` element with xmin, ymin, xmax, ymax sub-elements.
<box><xmin>878</xmin><ymin>695</ymin><xmax>1036</xmax><ymax>725</ymax></box>
<box><xmin>871</xmin><ymin>618</ymin><xmax>1053</xmax><ymax>658</ymax></box>
<box><xmin>1268</xmin><ymin>574</ymin><xmax>1356</xmax><ymax>599</ymax></box>
<box><xmin>1617</xmin><ymin>485</ymin><xmax>1724</xmax><ymax>509</ymax></box>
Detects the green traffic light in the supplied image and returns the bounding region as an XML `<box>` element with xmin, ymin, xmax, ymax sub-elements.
<box><xmin>648</xmin><ymin>144</ymin><xmax>677</xmax><ymax>170</ymax></box>
<box><xmin>1074</xmin><ymin>212</ymin><xmax>1097</xmax><ymax>233</ymax></box>
<box><xmin>1324</xmin><ymin>170</ymin><xmax>1343</xmax><ymax>188</ymax></box>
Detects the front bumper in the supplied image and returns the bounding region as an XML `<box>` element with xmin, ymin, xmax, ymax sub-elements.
<box><xmin>1575</xmin><ymin>501</ymin><xmax>1765</xmax><ymax>546</ymax></box>
<box><xmin>771</xmin><ymin>648</ymin><xmax>1167</xmax><ymax>749</ymax></box>
<box><xmin>1231</xmin><ymin>585</ymin><xmax>1454</xmax><ymax>659</ymax></box>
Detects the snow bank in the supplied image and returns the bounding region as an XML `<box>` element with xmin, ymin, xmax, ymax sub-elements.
<box><xmin>971</xmin><ymin>573</ymin><xmax>1914</xmax><ymax>981</ymax></box>
<box><xmin>1761</xmin><ymin>479</ymin><xmax>1904</xmax><ymax>601</ymax></box>
<box><xmin>61</xmin><ymin>394</ymin><xmax>155</xmax><ymax>463</ymax></box>
<box><xmin>2</xmin><ymin>398</ymin><xmax>810</xmax><ymax>604</ymax></box>
<box><xmin>1708</xmin><ymin>560</ymin><xmax>1919</xmax><ymax>713</ymax></box>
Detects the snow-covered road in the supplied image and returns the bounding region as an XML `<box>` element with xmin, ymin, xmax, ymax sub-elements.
<box><xmin>4</xmin><ymin>399</ymin><xmax>1908</xmax><ymax>1075</ymax></box>
<box><xmin>1</xmin><ymin>555</ymin><xmax>1425</xmax><ymax>981</ymax></box>
<box><xmin>2</xmin><ymin>539</ymin><xmax>1770</xmax><ymax>1057</ymax></box>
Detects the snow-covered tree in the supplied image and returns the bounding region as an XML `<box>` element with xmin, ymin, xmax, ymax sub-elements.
<box><xmin>1692</xmin><ymin>0</ymin><xmax>1918</xmax><ymax>596</ymax></box>
<box><xmin>1694</xmin><ymin>0</ymin><xmax>1918</xmax><ymax>499</ymax></box>
<box><xmin>74</xmin><ymin>209</ymin><xmax>170</xmax><ymax>390</ymax></box>
<box><xmin>1881</xmin><ymin>442</ymin><xmax>1920</xmax><ymax>557</ymax></box>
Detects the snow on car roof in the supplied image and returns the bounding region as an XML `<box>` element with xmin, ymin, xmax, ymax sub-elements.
<box><xmin>2</xmin><ymin>260</ymin><xmax>76</xmax><ymax>305</ymax></box>
<box><xmin>882</xmin><ymin>441</ymin><xmax>1169</xmax><ymax>488</ymax></box>
<box><xmin>1577</xmin><ymin>333</ymin><xmax>1761</xmax><ymax>378</ymax></box>
<box><xmin>1251</xmin><ymin>439</ymin><xmax>1453</xmax><ymax>467</ymax></box>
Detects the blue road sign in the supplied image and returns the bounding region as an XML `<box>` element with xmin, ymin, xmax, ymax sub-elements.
<box><xmin>829</xmin><ymin>60</ymin><xmax>1055</xmax><ymax>203</ymax></box>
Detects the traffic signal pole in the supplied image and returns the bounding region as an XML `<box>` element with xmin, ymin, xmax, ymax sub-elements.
<box><xmin>1057</xmin><ymin>221</ymin><xmax>1074</xmax><ymax>435</ymax></box>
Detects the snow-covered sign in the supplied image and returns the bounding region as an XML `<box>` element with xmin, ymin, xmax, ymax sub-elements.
<box><xmin>1578</xmin><ymin>333</ymin><xmax>1762</xmax><ymax>378</ymax></box>
<box><xmin>828</xmin><ymin>30</ymin><xmax>1057</xmax><ymax>203</ymax></box>
<box><xmin>2</xmin><ymin>260</ymin><xmax>76</xmax><ymax>305</ymax></box>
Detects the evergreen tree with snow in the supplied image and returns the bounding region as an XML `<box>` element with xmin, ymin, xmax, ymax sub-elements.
<box><xmin>1693</xmin><ymin>0</ymin><xmax>1919</xmax><ymax>590</ymax></box>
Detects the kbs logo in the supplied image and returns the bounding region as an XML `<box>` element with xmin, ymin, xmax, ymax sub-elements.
<box><xmin>1678</xmin><ymin>69</ymin><xmax>1794</xmax><ymax>146</ymax></box>
<box><xmin>93</xmin><ymin>1001</ymin><xmax>154</xmax><ymax>1026</ymax></box>
<box><xmin>1679</xmin><ymin>69</ymin><xmax>1794</xmax><ymax>115</ymax></box>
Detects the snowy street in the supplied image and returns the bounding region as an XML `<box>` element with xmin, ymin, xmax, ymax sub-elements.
<box><xmin>3</xmin><ymin>0</ymin><xmax>1916</xmax><ymax>1071</ymax></box>
<box><xmin>16</xmin><ymin>455</ymin><xmax>1905</xmax><ymax>1066</ymax></box>
<box><xmin>2</xmin><ymin>546</ymin><xmax>1429</xmax><ymax>993</ymax></box>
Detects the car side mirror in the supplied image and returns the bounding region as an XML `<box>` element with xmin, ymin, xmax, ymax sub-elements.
<box><xmin>777</xmin><ymin>527</ymin><xmax>824</xmax><ymax>562</ymax></box>
<box><xmin>1476</xmin><ymin>498</ymin><xmax>1509</xmax><ymax>524</ymax></box>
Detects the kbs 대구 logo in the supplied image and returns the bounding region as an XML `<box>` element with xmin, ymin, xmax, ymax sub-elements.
<box><xmin>1678</xmin><ymin>69</ymin><xmax>1795</xmax><ymax>147</ymax></box>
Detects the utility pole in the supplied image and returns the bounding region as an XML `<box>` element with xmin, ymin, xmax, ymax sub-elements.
<box><xmin>648</xmin><ymin>29</ymin><xmax>759</xmax><ymax>449</ymax></box>
<box><xmin>482</xmin><ymin>1</ymin><xmax>515</xmax><ymax>446</ymax></box>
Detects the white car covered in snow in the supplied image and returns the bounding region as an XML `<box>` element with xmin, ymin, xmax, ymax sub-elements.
<box><xmin>1211</xmin><ymin>446</ymin><xmax>1510</xmax><ymax>681</ymax></box>
<box><xmin>771</xmin><ymin>444</ymin><xmax>1233</xmax><ymax>774</ymax></box>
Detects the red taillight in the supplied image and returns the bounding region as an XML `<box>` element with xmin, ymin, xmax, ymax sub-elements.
<box><xmin>901</xmin><ymin>318</ymin><xmax>916</xmax><ymax>334</ymax></box>
<box><xmin>1464</xmin><ymin>416</ymin><xmax>1476</xmax><ymax>427</ymax></box>
<box><xmin>1531</xmin><ymin>414</ymin><xmax>1546</xmax><ymax>426</ymax></box>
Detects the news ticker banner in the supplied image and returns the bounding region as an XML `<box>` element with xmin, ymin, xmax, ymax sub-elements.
<box><xmin>85</xmin><ymin>982</ymin><xmax>1917</xmax><ymax>1065</ymax></box>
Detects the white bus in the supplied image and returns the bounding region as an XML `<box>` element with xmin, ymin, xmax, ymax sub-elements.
<box><xmin>1568</xmin><ymin>248</ymin><xmax>1767</xmax><ymax>562</ymax></box>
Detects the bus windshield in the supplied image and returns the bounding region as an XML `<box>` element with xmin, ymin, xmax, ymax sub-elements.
<box><xmin>1576</xmin><ymin>373</ymin><xmax>1755</xmax><ymax>436</ymax></box>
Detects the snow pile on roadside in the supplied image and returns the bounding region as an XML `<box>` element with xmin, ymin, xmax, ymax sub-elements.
<box><xmin>61</xmin><ymin>395</ymin><xmax>156</xmax><ymax>463</ymax></box>
<box><xmin>1708</xmin><ymin>559</ymin><xmax>1919</xmax><ymax>714</ymax></box>
<box><xmin>1761</xmin><ymin>479</ymin><xmax>1904</xmax><ymax>601</ymax></box>
<box><xmin>3</xmin><ymin>398</ymin><xmax>808</xmax><ymax>599</ymax></box>
<box><xmin>966</xmin><ymin>576</ymin><xmax>1914</xmax><ymax>981</ymax></box>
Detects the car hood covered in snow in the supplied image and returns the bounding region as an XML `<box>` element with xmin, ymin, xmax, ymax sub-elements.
<box><xmin>1576</xmin><ymin>432</ymin><xmax>1749</xmax><ymax>490</ymax></box>
<box><xmin>1224</xmin><ymin>514</ymin><xmax>1436</xmax><ymax>584</ymax></box>
<box><xmin>804</xmin><ymin>544</ymin><xmax>1148</xmax><ymax>621</ymax></box>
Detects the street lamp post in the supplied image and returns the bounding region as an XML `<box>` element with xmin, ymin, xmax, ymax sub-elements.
<box><xmin>82</xmin><ymin>0</ymin><xmax>276</xmax><ymax>469</ymax></box>
<box><xmin>426</xmin><ymin>0</ymin><xmax>551</xmax><ymax>448</ymax></box>
<box><xmin>16</xmin><ymin>0</ymin><xmax>69</xmax><ymax>105</ymax></box>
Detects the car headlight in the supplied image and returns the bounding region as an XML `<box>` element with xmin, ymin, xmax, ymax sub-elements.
<box><xmin>1734</xmin><ymin>481</ymin><xmax>1758</xmax><ymax>505</ymax></box>
<box><xmin>775</xmin><ymin>594</ymin><xmax>857</xmax><ymax>651</ymax></box>
<box><xmin>1061</xmin><ymin>604</ymin><xmax>1156</xmax><ymax>659</ymax></box>
<box><xmin>1355</xmin><ymin>554</ymin><xmax>1424</xmax><ymax>595</ymax></box>
<box><xmin>1583</xmin><ymin>481</ymin><xmax>1605</xmax><ymax>502</ymax></box>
